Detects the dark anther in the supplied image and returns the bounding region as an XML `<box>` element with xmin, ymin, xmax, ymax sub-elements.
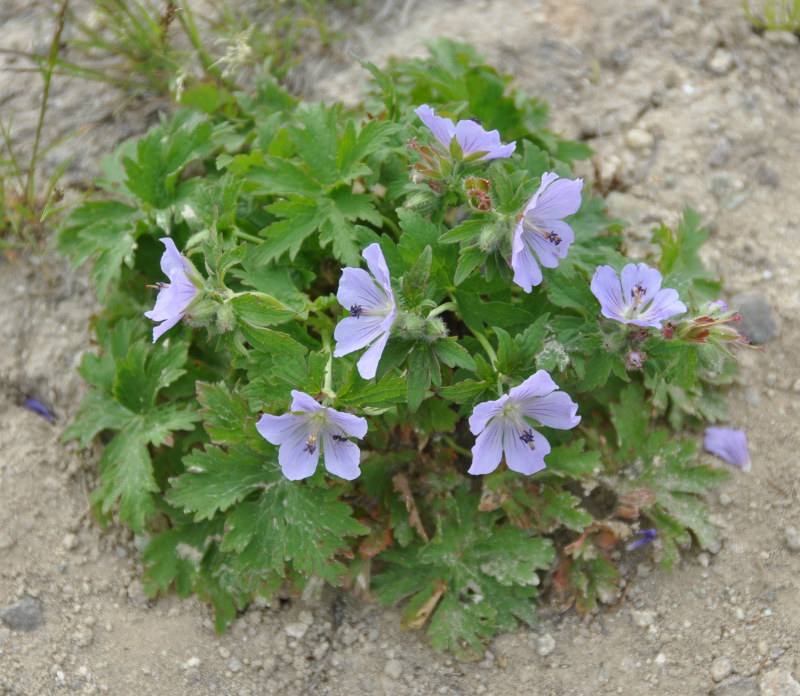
<box><xmin>546</xmin><ymin>231</ymin><xmax>562</xmax><ymax>245</ymax></box>
<box><xmin>303</xmin><ymin>436</ymin><xmax>317</xmax><ymax>455</ymax></box>
<box><xmin>349</xmin><ymin>304</ymin><xmax>364</xmax><ymax>318</ymax></box>
<box><xmin>331</xmin><ymin>434</ymin><xmax>348</xmax><ymax>442</ymax></box>
<box><xmin>519</xmin><ymin>429</ymin><xmax>536</xmax><ymax>450</ymax></box>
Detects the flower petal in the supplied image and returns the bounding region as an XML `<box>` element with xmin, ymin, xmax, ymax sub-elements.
<box><xmin>468</xmin><ymin>395</ymin><xmax>507</xmax><ymax>435</ymax></box>
<box><xmin>256</xmin><ymin>412</ymin><xmax>306</xmax><ymax>445</ymax></box>
<box><xmin>336</xmin><ymin>267</ymin><xmax>389</xmax><ymax>312</ymax></box>
<box><xmin>591</xmin><ymin>265</ymin><xmax>628</xmax><ymax>322</ymax></box>
<box><xmin>158</xmin><ymin>237</ymin><xmax>192</xmax><ymax>276</ymax></box>
<box><xmin>468</xmin><ymin>420</ymin><xmax>504</xmax><ymax>475</ymax></box>
<box><xmin>326</xmin><ymin>409</ymin><xmax>368</xmax><ymax>439</ymax></box>
<box><xmin>531</xmin><ymin>177</ymin><xmax>583</xmax><ymax>220</ymax></box>
<box><xmin>523</xmin><ymin>172</ymin><xmax>560</xmax><ymax>214</ymax></box>
<box><xmin>502</xmin><ymin>423</ymin><xmax>549</xmax><ymax>475</ymax></box>
<box><xmin>415</xmin><ymin>104</ymin><xmax>455</xmax><ymax>149</ymax></box>
<box><xmin>521</xmin><ymin>390</ymin><xmax>581</xmax><ymax>430</ymax></box>
<box><xmin>511</xmin><ymin>224</ymin><xmax>544</xmax><ymax>293</ymax></box>
<box><xmin>508</xmin><ymin>371</ymin><xmax>558</xmax><ymax>402</ymax></box>
<box><xmin>149</xmin><ymin>314</ymin><xmax>183</xmax><ymax>343</ymax></box>
<box><xmin>356</xmin><ymin>326</ymin><xmax>391</xmax><ymax>379</ymax></box>
<box><xmin>278</xmin><ymin>424</ymin><xmax>320</xmax><ymax>480</ymax></box>
<box><xmin>639</xmin><ymin>288</ymin><xmax>687</xmax><ymax>327</ymax></box>
<box><xmin>361</xmin><ymin>243</ymin><xmax>394</xmax><ymax>298</ymax></box>
<box><xmin>704</xmin><ymin>427</ymin><xmax>751</xmax><ymax>471</ymax></box>
<box><xmin>321</xmin><ymin>430</ymin><xmax>362</xmax><ymax>480</ymax></box>
<box><xmin>289</xmin><ymin>390</ymin><xmax>322</xmax><ymax>413</ymax></box>
<box><xmin>333</xmin><ymin>315</ymin><xmax>388</xmax><ymax>357</ymax></box>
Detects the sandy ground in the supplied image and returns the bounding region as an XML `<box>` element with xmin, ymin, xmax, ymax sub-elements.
<box><xmin>1</xmin><ymin>1</ymin><xmax>799</xmax><ymax>694</ymax></box>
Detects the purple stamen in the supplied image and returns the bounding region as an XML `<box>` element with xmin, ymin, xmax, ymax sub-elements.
<box><xmin>349</xmin><ymin>304</ymin><xmax>364</xmax><ymax>319</ymax></box>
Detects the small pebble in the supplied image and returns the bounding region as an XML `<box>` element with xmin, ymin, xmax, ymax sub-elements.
<box><xmin>785</xmin><ymin>528</ymin><xmax>800</xmax><ymax>552</ymax></box>
<box><xmin>625</xmin><ymin>128</ymin><xmax>654</xmax><ymax>150</ymax></box>
<box><xmin>760</xmin><ymin>669</ymin><xmax>800</xmax><ymax>696</ymax></box>
<box><xmin>537</xmin><ymin>633</ymin><xmax>556</xmax><ymax>656</ymax></box>
<box><xmin>630</xmin><ymin>609</ymin><xmax>656</xmax><ymax>628</ymax></box>
<box><xmin>711</xmin><ymin>656</ymin><xmax>733</xmax><ymax>682</ymax></box>
<box><xmin>708</xmin><ymin>47</ymin><xmax>734</xmax><ymax>75</ymax></box>
<box><xmin>62</xmin><ymin>533</ymin><xmax>79</xmax><ymax>551</ymax></box>
<box><xmin>384</xmin><ymin>659</ymin><xmax>402</xmax><ymax>679</ymax></box>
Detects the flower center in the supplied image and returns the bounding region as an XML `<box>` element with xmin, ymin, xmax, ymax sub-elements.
<box><xmin>518</xmin><ymin>429</ymin><xmax>536</xmax><ymax>450</ymax></box>
<box><xmin>302</xmin><ymin>434</ymin><xmax>317</xmax><ymax>455</ymax></box>
<box><xmin>631</xmin><ymin>282</ymin><xmax>647</xmax><ymax>308</ymax></box>
<box><xmin>525</xmin><ymin>217</ymin><xmax>562</xmax><ymax>246</ymax></box>
<box><xmin>349</xmin><ymin>304</ymin><xmax>364</xmax><ymax>318</ymax></box>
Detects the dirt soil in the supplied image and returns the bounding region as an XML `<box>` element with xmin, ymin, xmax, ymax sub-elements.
<box><xmin>2</xmin><ymin>0</ymin><xmax>799</xmax><ymax>694</ymax></box>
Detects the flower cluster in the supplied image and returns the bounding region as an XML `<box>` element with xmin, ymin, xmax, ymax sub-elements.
<box><xmin>144</xmin><ymin>107</ymin><xmax>723</xmax><ymax>484</ymax></box>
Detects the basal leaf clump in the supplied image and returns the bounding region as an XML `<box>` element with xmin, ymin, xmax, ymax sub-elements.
<box><xmin>59</xmin><ymin>39</ymin><xmax>752</xmax><ymax>657</ymax></box>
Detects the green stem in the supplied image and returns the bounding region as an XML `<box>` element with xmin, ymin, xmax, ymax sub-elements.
<box><xmin>234</xmin><ymin>229</ymin><xmax>263</xmax><ymax>244</ymax></box>
<box><xmin>427</xmin><ymin>302</ymin><xmax>457</xmax><ymax>319</ymax></box>
<box><xmin>442</xmin><ymin>435</ymin><xmax>472</xmax><ymax>458</ymax></box>
<box><xmin>26</xmin><ymin>0</ymin><xmax>69</xmax><ymax>205</ymax></box>
<box><xmin>381</xmin><ymin>214</ymin><xmax>400</xmax><ymax>236</ymax></box>
<box><xmin>473</xmin><ymin>331</ymin><xmax>498</xmax><ymax>366</ymax></box>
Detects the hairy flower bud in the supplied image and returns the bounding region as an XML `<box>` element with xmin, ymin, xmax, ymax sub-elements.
<box><xmin>215</xmin><ymin>301</ymin><xmax>236</xmax><ymax>333</ymax></box>
<box><xmin>478</xmin><ymin>219</ymin><xmax>510</xmax><ymax>253</ymax></box>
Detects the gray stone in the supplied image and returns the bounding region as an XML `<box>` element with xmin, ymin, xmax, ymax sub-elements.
<box><xmin>756</xmin><ymin>165</ymin><xmax>779</xmax><ymax>188</ymax></box>
<box><xmin>785</xmin><ymin>528</ymin><xmax>800</xmax><ymax>552</ymax></box>
<box><xmin>711</xmin><ymin>656</ymin><xmax>733</xmax><ymax>682</ymax></box>
<box><xmin>760</xmin><ymin>669</ymin><xmax>800</xmax><ymax>696</ymax></box>
<box><xmin>0</xmin><ymin>596</ymin><xmax>44</xmax><ymax>631</ymax></box>
<box><xmin>709</xmin><ymin>138</ymin><xmax>732</xmax><ymax>168</ymax></box>
<box><xmin>730</xmin><ymin>293</ymin><xmax>779</xmax><ymax>344</ymax></box>
<box><xmin>710</xmin><ymin>676</ymin><xmax>759</xmax><ymax>696</ymax></box>
<box><xmin>608</xmin><ymin>45</ymin><xmax>631</xmax><ymax>70</ymax></box>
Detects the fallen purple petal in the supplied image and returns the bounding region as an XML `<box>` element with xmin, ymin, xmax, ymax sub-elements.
<box><xmin>628</xmin><ymin>528</ymin><xmax>657</xmax><ymax>550</ymax></box>
<box><xmin>704</xmin><ymin>427</ymin><xmax>751</xmax><ymax>471</ymax></box>
<box><xmin>24</xmin><ymin>398</ymin><xmax>56</xmax><ymax>423</ymax></box>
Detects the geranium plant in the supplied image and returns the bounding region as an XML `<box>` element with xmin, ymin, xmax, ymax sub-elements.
<box><xmin>58</xmin><ymin>39</ymin><xmax>749</xmax><ymax>657</ymax></box>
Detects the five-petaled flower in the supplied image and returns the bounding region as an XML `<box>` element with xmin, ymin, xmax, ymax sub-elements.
<box><xmin>256</xmin><ymin>390</ymin><xmax>368</xmax><ymax>481</ymax></box>
<box><xmin>414</xmin><ymin>104</ymin><xmax>516</xmax><ymax>161</ymax></box>
<box><xmin>704</xmin><ymin>427</ymin><xmax>751</xmax><ymax>471</ymax></box>
<box><xmin>468</xmin><ymin>370</ymin><xmax>581</xmax><ymax>476</ymax></box>
<box><xmin>333</xmin><ymin>243</ymin><xmax>397</xmax><ymax>380</ymax></box>
<box><xmin>511</xmin><ymin>172</ymin><xmax>583</xmax><ymax>292</ymax></box>
<box><xmin>144</xmin><ymin>237</ymin><xmax>199</xmax><ymax>343</ymax></box>
<box><xmin>590</xmin><ymin>263</ymin><xmax>687</xmax><ymax>329</ymax></box>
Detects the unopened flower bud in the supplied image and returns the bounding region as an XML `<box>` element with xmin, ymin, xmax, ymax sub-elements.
<box><xmin>478</xmin><ymin>220</ymin><xmax>509</xmax><ymax>253</ymax></box>
<box><xmin>404</xmin><ymin>189</ymin><xmax>440</xmax><ymax>215</ymax></box>
<box><xmin>624</xmin><ymin>349</ymin><xmax>647</xmax><ymax>370</ymax></box>
<box><xmin>215</xmin><ymin>301</ymin><xmax>236</xmax><ymax>333</ymax></box>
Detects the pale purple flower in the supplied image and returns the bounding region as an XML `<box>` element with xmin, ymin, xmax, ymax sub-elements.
<box><xmin>628</xmin><ymin>528</ymin><xmax>657</xmax><ymax>550</ymax></box>
<box><xmin>256</xmin><ymin>390</ymin><xmax>368</xmax><ymax>481</ymax></box>
<box><xmin>333</xmin><ymin>243</ymin><xmax>397</xmax><ymax>380</ymax></box>
<box><xmin>144</xmin><ymin>237</ymin><xmax>199</xmax><ymax>342</ymax></box>
<box><xmin>468</xmin><ymin>370</ymin><xmax>580</xmax><ymax>476</ymax></box>
<box><xmin>709</xmin><ymin>299</ymin><xmax>728</xmax><ymax>312</ymax></box>
<box><xmin>591</xmin><ymin>263</ymin><xmax>687</xmax><ymax>329</ymax></box>
<box><xmin>511</xmin><ymin>172</ymin><xmax>583</xmax><ymax>292</ymax></box>
<box><xmin>704</xmin><ymin>427</ymin><xmax>751</xmax><ymax>471</ymax></box>
<box><xmin>414</xmin><ymin>104</ymin><xmax>516</xmax><ymax>161</ymax></box>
